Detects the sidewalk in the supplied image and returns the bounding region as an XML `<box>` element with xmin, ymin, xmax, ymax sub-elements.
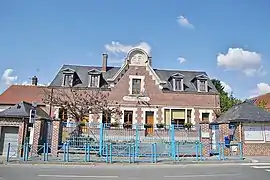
<box><xmin>245</xmin><ymin>156</ymin><xmax>270</xmax><ymax>163</ymax></box>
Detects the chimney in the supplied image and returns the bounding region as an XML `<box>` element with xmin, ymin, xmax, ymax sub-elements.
<box><xmin>102</xmin><ymin>53</ymin><xmax>108</xmax><ymax>72</ymax></box>
<box><xmin>31</xmin><ymin>76</ymin><xmax>38</xmax><ymax>86</ymax></box>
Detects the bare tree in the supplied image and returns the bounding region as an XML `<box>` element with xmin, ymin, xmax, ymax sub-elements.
<box><xmin>42</xmin><ymin>87</ymin><xmax>122</xmax><ymax>132</ymax></box>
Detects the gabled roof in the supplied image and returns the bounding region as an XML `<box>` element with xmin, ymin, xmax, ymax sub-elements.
<box><xmin>214</xmin><ymin>102</ymin><xmax>270</xmax><ymax>124</ymax></box>
<box><xmin>0</xmin><ymin>85</ymin><xmax>46</xmax><ymax>105</ymax></box>
<box><xmin>0</xmin><ymin>101</ymin><xmax>50</xmax><ymax>119</ymax></box>
<box><xmin>49</xmin><ymin>64</ymin><xmax>218</xmax><ymax>93</ymax></box>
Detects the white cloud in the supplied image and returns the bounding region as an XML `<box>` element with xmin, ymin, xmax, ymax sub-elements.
<box><xmin>105</xmin><ymin>41</ymin><xmax>151</xmax><ymax>55</ymax></box>
<box><xmin>220</xmin><ymin>81</ymin><xmax>232</xmax><ymax>94</ymax></box>
<box><xmin>104</xmin><ymin>41</ymin><xmax>152</xmax><ymax>64</ymax></box>
<box><xmin>250</xmin><ymin>83</ymin><xmax>270</xmax><ymax>98</ymax></box>
<box><xmin>217</xmin><ymin>48</ymin><xmax>266</xmax><ymax>76</ymax></box>
<box><xmin>1</xmin><ymin>69</ymin><xmax>18</xmax><ymax>85</ymax></box>
<box><xmin>177</xmin><ymin>15</ymin><xmax>194</xmax><ymax>28</ymax></box>
<box><xmin>177</xmin><ymin>57</ymin><xmax>186</xmax><ymax>64</ymax></box>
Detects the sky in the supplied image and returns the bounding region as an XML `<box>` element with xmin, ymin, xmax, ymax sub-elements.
<box><xmin>0</xmin><ymin>0</ymin><xmax>270</xmax><ymax>99</ymax></box>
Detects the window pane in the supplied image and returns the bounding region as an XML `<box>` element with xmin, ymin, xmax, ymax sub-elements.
<box><xmin>200</xmin><ymin>80</ymin><xmax>206</xmax><ymax>91</ymax></box>
<box><xmin>64</xmin><ymin>74</ymin><xmax>72</xmax><ymax>86</ymax></box>
<box><xmin>175</xmin><ymin>79</ymin><xmax>182</xmax><ymax>90</ymax></box>
<box><xmin>89</xmin><ymin>75</ymin><xmax>99</xmax><ymax>87</ymax></box>
<box><xmin>132</xmin><ymin>79</ymin><xmax>141</xmax><ymax>94</ymax></box>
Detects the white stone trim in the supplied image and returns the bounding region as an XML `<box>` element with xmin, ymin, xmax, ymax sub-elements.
<box><xmin>199</xmin><ymin>109</ymin><xmax>214</xmax><ymax>122</ymax></box>
<box><xmin>129</xmin><ymin>75</ymin><xmax>145</xmax><ymax>95</ymax></box>
<box><xmin>107</xmin><ymin>61</ymin><xmax>128</xmax><ymax>81</ymax></box>
<box><xmin>141</xmin><ymin>107</ymin><xmax>159</xmax><ymax>125</ymax></box>
<box><xmin>119</xmin><ymin>107</ymin><xmax>137</xmax><ymax>124</ymax></box>
<box><xmin>145</xmin><ymin>64</ymin><xmax>166</xmax><ymax>89</ymax></box>
<box><xmin>162</xmin><ymin>107</ymin><xmax>196</xmax><ymax>125</ymax></box>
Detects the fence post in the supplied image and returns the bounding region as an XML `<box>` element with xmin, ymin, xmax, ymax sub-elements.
<box><xmin>239</xmin><ymin>142</ymin><xmax>243</xmax><ymax>160</ymax></box>
<box><xmin>135</xmin><ymin>124</ymin><xmax>139</xmax><ymax>158</ymax></box>
<box><xmin>195</xmin><ymin>142</ymin><xmax>199</xmax><ymax>161</ymax></box>
<box><xmin>45</xmin><ymin>143</ymin><xmax>49</xmax><ymax>161</ymax></box>
<box><xmin>6</xmin><ymin>143</ymin><xmax>10</xmax><ymax>162</ymax></box>
<box><xmin>63</xmin><ymin>143</ymin><xmax>66</xmax><ymax>162</ymax></box>
<box><xmin>154</xmin><ymin>143</ymin><xmax>157</xmax><ymax>163</ymax></box>
<box><xmin>84</xmin><ymin>143</ymin><xmax>87</xmax><ymax>162</ymax></box>
<box><xmin>170</xmin><ymin>125</ymin><xmax>176</xmax><ymax>160</ymax></box>
<box><xmin>129</xmin><ymin>144</ymin><xmax>132</xmax><ymax>164</ymax></box>
<box><xmin>99</xmin><ymin>123</ymin><xmax>103</xmax><ymax>156</ymax></box>
<box><xmin>199</xmin><ymin>142</ymin><xmax>203</xmax><ymax>161</ymax></box>
<box><xmin>151</xmin><ymin>143</ymin><xmax>154</xmax><ymax>163</ymax></box>
<box><xmin>109</xmin><ymin>143</ymin><xmax>112</xmax><ymax>163</ymax></box>
<box><xmin>66</xmin><ymin>142</ymin><xmax>69</xmax><ymax>162</ymax></box>
<box><xmin>43</xmin><ymin>143</ymin><xmax>46</xmax><ymax>161</ymax></box>
<box><xmin>218</xmin><ymin>142</ymin><xmax>221</xmax><ymax>160</ymax></box>
<box><xmin>87</xmin><ymin>143</ymin><xmax>90</xmax><ymax>162</ymax></box>
<box><xmin>105</xmin><ymin>143</ymin><xmax>109</xmax><ymax>163</ymax></box>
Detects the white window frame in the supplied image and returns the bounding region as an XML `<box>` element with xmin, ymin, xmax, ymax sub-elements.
<box><xmin>197</xmin><ymin>79</ymin><xmax>208</xmax><ymax>92</ymax></box>
<box><xmin>88</xmin><ymin>74</ymin><xmax>100</xmax><ymax>88</ymax></box>
<box><xmin>129</xmin><ymin>75</ymin><xmax>145</xmax><ymax>96</ymax></box>
<box><xmin>62</xmin><ymin>73</ymin><xmax>73</xmax><ymax>87</ymax></box>
<box><xmin>172</xmin><ymin>78</ymin><xmax>184</xmax><ymax>91</ymax></box>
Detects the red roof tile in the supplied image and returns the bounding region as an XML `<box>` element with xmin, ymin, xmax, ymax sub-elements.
<box><xmin>254</xmin><ymin>93</ymin><xmax>270</xmax><ymax>110</ymax></box>
<box><xmin>0</xmin><ymin>85</ymin><xmax>47</xmax><ymax>105</ymax></box>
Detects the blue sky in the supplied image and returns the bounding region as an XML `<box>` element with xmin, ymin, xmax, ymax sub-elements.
<box><xmin>0</xmin><ymin>0</ymin><xmax>270</xmax><ymax>99</ymax></box>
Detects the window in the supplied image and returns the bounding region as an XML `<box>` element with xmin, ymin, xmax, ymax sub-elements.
<box><xmin>63</xmin><ymin>74</ymin><xmax>73</xmax><ymax>87</ymax></box>
<box><xmin>102</xmin><ymin>111</ymin><xmax>111</xmax><ymax>124</ymax></box>
<box><xmin>132</xmin><ymin>79</ymin><xmax>141</xmax><ymax>95</ymax></box>
<box><xmin>202</xmin><ymin>113</ymin><xmax>210</xmax><ymax>122</ymax></box>
<box><xmin>89</xmin><ymin>74</ymin><xmax>100</xmax><ymax>87</ymax></box>
<box><xmin>171</xmin><ymin>109</ymin><xmax>185</xmax><ymax>129</ymax></box>
<box><xmin>124</xmin><ymin>110</ymin><xmax>133</xmax><ymax>129</ymax></box>
<box><xmin>173</xmin><ymin>78</ymin><xmax>183</xmax><ymax>91</ymax></box>
<box><xmin>198</xmin><ymin>80</ymin><xmax>207</xmax><ymax>92</ymax></box>
<box><xmin>58</xmin><ymin>108</ymin><xmax>68</xmax><ymax>121</ymax></box>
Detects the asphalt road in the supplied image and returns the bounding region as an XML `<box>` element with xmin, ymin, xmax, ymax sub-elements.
<box><xmin>0</xmin><ymin>163</ymin><xmax>270</xmax><ymax>180</ymax></box>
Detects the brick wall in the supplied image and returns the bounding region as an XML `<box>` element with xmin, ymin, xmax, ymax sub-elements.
<box><xmin>51</xmin><ymin>120</ymin><xmax>60</xmax><ymax>155</ymax></box>
<box><xmin>108</xmin><ymin>66</ymin><xmax>219</xmax><ymax>108</ymax></box>
<box><xmin>200</xmin><ymin>123</ymin><xmax>211</xmax><ymax>156</ymax></box>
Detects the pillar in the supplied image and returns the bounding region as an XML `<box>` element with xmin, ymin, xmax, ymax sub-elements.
<box><xmin>51</xmin><ymin>120</ymin><xmax>61</xmax><ymax>156</ymax></box>
<box><xmin>200</xmin><ymin>123</ymin><xmax>211</xmax><ymax>156</ymax></box>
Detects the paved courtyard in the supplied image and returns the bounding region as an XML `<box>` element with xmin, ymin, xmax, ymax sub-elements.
<box><xmin>0</xmin><ymin>163</ymin><xmax>270</xmax><ymax>180</ymax></box>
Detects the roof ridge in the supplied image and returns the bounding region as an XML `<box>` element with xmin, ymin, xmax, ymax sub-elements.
<box><xmin>154</xmin><ymin>68</ymin><xmax>206</xmax><ymax>73</ymax></box>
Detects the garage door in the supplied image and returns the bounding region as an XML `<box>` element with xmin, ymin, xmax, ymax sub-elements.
<box><xmin>1</xmin><ymin>127</ymin><xmax>19</xmax><ymax>157</ymax></box>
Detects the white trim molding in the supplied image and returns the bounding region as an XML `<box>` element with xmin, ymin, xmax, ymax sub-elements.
<box><xmin>128</xmin><ymin>75</ymin><xmax>145</xmax><ymax>95</ymax></box>
<box><xmin>141</xmin><ymin>107</ymin><xmax>159</xmax><ymax>125</ymax></box>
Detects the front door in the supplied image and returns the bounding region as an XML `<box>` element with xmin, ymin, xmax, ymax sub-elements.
<box><xmin>145</xmin><ymin>111</ymin><xmax>154</xmax><ymax>136</ymax></box>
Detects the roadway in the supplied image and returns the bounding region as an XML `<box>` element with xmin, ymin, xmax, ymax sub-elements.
<box><xmin>0</xmin><ymin>163</ymin><xmax>269</xmax><ymax>180</ymax></box>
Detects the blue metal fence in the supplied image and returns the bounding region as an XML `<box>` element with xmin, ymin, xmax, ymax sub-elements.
<box><xmin>5</xmin><ymin>122</ymin><xmax>244</xmax><ymax>163</ymax></box>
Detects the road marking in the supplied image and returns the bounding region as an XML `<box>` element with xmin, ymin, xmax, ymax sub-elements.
<box><xmin>37</xmin><ymin>175</ymin><xmax>119</xmax><ymax>178</ymax></box>
<box><xmin>164</xmin><ymin>174</ymin><xmax>241</xmax><ymax>178</ymax></box>
<box><xmin>251</xmin><ymin>166</ymin><xmax>270</xmax><ymax>169</ymax></box>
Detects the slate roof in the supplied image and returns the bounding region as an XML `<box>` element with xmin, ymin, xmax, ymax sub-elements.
<box><xmin>49</xmin><ymin>64</ymin><xmax>218</xmax><ymax>93</ymax></box>
<box><xmin>0</xmin><ymin>101</ymin><xmax>50</xmax><ymax>119</ymax></box>
<box><xmin>0</xmin><ymin>85</ymin><xmax>46</xmax><ymax>105</ymax></box>
<box><xmin>213</xmin><ymin>101</ymin><xmax>270</xmax><ymax>124</ymax></box>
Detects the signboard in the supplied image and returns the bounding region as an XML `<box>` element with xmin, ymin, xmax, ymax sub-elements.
<box><xmin>243</xmin><ymin>125</ymin><xmax>264</xmax><ymax>141</ymax></box>
<box><xmin>264</xmin><ymin>126</ymin><xmax>270</xmax><ymax>142</ymax></box>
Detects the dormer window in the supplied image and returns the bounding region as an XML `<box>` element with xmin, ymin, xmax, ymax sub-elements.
<box><xmin>171</xmin><ymin>73</ymin><xmax>184</xmax><ymax>91</ymax></box>
<box><xmin>88</xmin><ymin>69</ymin><xmax>101</xmax><ymax>88</ymax></box>
<box><xmin>62</xmin><ymin>68</ymin><xmax>75</xmax><ymax>87</ymax></box>
<box><xmin>199</xmin><ymin>80</ymin><xmax>207</xmax><ymax>92</ymax></box>
<box><xmin>89</xmin><ymin>74</ymin><xmax>100</xmax><ymax>87</ymax></box>
<box><xmin>173</xmin><ymin>78</ymin><xmax>183</xmax><ymax>91</ymax></box>
<box><xmin>196</xmin><ymin>74</ymin><xmax>208</xmax><ymax>92</ymax></box>
<box><xmin>63</xmin><ymin>73</ymin><xmax>73</xmax><ymax>87</ymax></box>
